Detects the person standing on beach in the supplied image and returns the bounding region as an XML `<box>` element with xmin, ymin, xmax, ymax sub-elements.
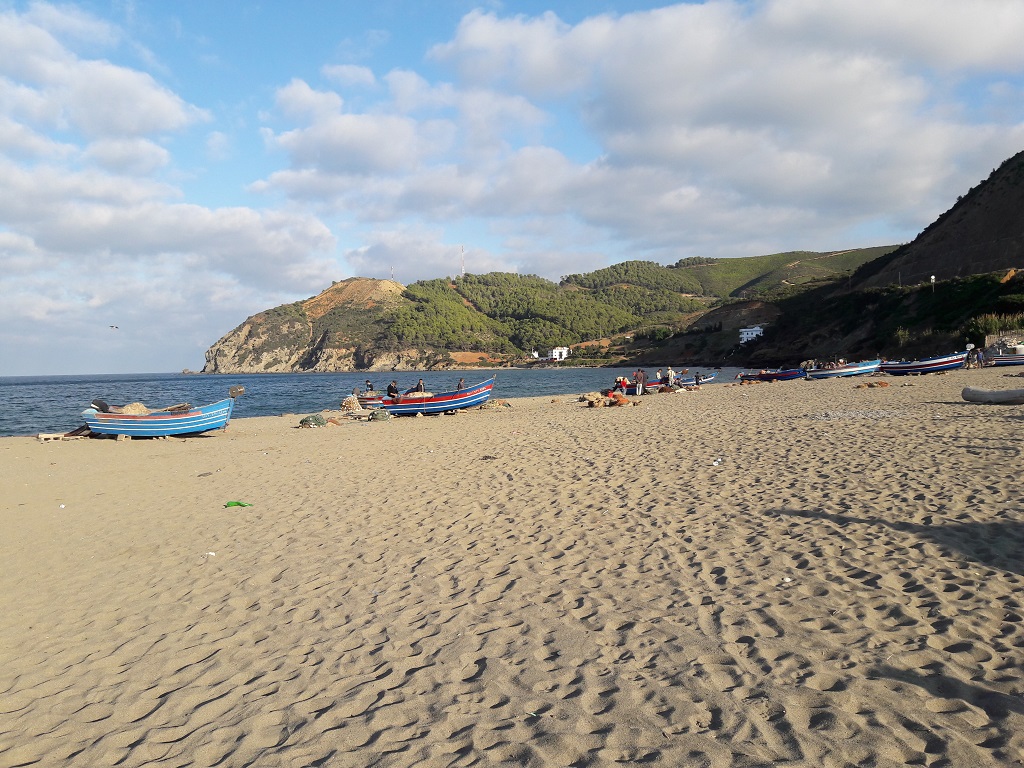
<box><xmin>634</xmin><ymin>369</ymin><xmax>646</xmax><ymax>395</ymax></box>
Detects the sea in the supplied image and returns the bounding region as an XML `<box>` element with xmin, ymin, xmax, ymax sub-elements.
<box><xmin>0</xmin><ymin>367</ymin><xmax>743</xmax><ymax>438</ymax></box>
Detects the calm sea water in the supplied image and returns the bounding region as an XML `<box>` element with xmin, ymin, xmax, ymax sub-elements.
<box><xmin>0</xmin><ymin>367</ymin><xmax>740</xmax><ymax>437</ymax></box>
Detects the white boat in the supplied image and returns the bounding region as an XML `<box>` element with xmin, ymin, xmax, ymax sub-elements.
<box><xmin>804</xmin><ymin>359</ymin><xmax>881</xmax><ymax>379</ymax></box>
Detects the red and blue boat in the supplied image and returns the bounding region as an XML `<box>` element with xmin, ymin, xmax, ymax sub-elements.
<box><xmin>82</xmin><ymin>397</ymin><xmax>236</xmax><ymax>437</ymax></box>
<box><xmin>738</xmin><ymin>368</ymin><xmax>805</xmax><ymax>382</ymax></box>
<box><xmin>804</xmin><ymin>359</ymin><xmax>881</xmax><ymax>380</ymax></box>
<box><xmin>362</xmin><ymin>376</ymin><xmax>496</xmax><ymax>415</ymax></box>
<box><xmin>880</xmin><ymin>351</ymin><xmax>968</xmax><ymax>376</ymax></box>
<box><xmin>990</xmin><ymin>352</ymin><xmax>1024</xmax><ymax>367</ymax></box>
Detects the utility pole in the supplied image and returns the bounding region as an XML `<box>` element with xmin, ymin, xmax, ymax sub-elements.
<box><xmin>461</xmin><ymin>245</ymin><xmax>465</xmax><ymax>277</ymax></box>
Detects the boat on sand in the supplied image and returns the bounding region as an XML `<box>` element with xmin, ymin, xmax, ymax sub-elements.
<box><xmin>373</xmin><ymin>377</ymin><xmax>496</xmax><ymax>415</ymax></box>
<box><xmin>804</xmin><ymin>359</ymin><xmax>881</xmax><ymax>379</ymax></box>
<box><xmin>962</xmin><ymin>386</ymin><xmax>1024</xmax><ymax>405</ymax></box>
<box><xmin>880</xmin><ymin>351</ymin><xmax>967</xmax><ymax>376</ymax></box>
<box><xmin>738</xmin><ymin>368</ymin><xmax>804</xmax><ymax>382</ymax></box>
<box><xmin>82</xmin><ymin>397</ymin><xmax>237</xmax><ymax>437</ymax></box>
<box><xmin>989</xmin><ymin>353</ymin><xmax>1024</xmax><ymax>367</ymax></box>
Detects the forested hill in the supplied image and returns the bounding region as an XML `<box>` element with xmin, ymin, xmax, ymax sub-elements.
<box><xmin>561</xmin><ymin>248</ymin><xmax>894</xmax><ymax>297</ymax></box>
<box><xmin>202</xmin><ymin>248</ymin><xmax>890</xmax><ymax>373</ymax></box>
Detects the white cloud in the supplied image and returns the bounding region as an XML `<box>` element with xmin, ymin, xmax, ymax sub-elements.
<box><xmin>63</xmin><ymin>60</ymin><xmax>208</xmax><ymax>137</ymax></box>
<box><xmin>344</xmin><ymin>229</ymin><xmax>509</xmax><ymax>283</ymax></box>
<box><xmin>0</xmin><ymin>4</ymin><xmax>342</xmax><ymax>374</ymax></box>
<box><xmin>0</xmin><ymin>114</ymin><xmax>75</xmax><ymax>158</ymax></box>
<box><xmin>275</xmin><ymin>78</ymin><xmax>344</xmax><ymax>120</ymax></box>
<box><xmin>763</xmin><ymin>0</ymin><xmax>1024</xmax><ymax>71</ymax></box>
<box><xmin>4</xmin><ymin>1</ymin><xmax>1024</xmax><ymax>376</ymax></box>
<box><xmin>84</xmin><ymin>137</ymin><xmax>170</xmax><ymax>174</ymax></box>
<box><xmin>268</xmin><ymin>107</ymin><xmax>453</xmax><ymax>174</ymax></box>
<box><xmin>322</xmin><ymin>63</ymin><xmax>377</xmax><ymax>87</ymax></box>
<box><xmin>205</xmin><ymin>130</ymin><xmax>230</xmax><ymax>161</ymax></box>
<box><xmin>23</xmin><ymin>1</ymin><xmax>121</xmax><ymax>48</ymax></box>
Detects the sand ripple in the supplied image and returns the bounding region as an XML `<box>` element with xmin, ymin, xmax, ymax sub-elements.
<box><xmin>1</xmin><ymin>368</ymin><xmax>1022</xmax><ymax>766</ymax></box>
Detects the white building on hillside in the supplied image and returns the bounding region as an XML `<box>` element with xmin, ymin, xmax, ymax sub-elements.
<box><xmin>739</xmin><ymin>325</ymin><xmax>764</xmax><ymax>344</ymax></box>
<box><xmin>549</xmin><ymin>346</ymin><xmax>570</xmax><ymax>361</ymax></box>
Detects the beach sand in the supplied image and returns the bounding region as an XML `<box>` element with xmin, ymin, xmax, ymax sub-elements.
<box><xmin>1</xmin><ymin>367</ymin><xmax>1023</xmax><ymax>767</ymax></box>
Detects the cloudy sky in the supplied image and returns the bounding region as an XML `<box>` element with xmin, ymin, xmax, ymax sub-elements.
<box><xmin>2</xmin><ymin>0</ymin><xmax>1023</xmax><ymax>375</ymax></box>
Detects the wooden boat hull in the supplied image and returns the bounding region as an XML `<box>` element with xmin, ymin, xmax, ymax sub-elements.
<box><xmin>739</xmin><ymin>369</ymin><xmax>804</xmax><ymax>382</ymax></box>
<box><xmin>83</xmin><ymin>398</ymin><xmax>235</xmax><ymax>436</ymax></box>
<box><xmin>880</xmin><ymin>351</ymin><xmax>967</xmax><ymax>376</ymax></box>
<box><xmin>378</xmin><ymin>377</ymin><xmax>495</xmax><ymax>415</ymax></box>
<box><xmin>990</xmin><ymin>354</ymin><xmax>1024</xmax><ymax>367</ymax></box>
<box><xmin>962</xmin><ymin>386</ymin><xmax>1024</xmax><ymax>405</ymax></box>
<box><xmin>805</xmin><ymin>360</ymin><xmax>881</xmax><ymax>379</ymax></box>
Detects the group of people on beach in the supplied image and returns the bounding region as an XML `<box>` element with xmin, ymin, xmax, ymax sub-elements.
<box><xmin>613</xmin><ymin>366</ymin><xmax>699</xmax><ymax>395</ymax></box>
<box><xmin>359</xmin><ymin>377</ymin><xmax>466</xmax><ymax>398</ymax></box>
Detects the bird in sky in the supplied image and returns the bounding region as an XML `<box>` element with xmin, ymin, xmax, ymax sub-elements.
<box><xmin>109</xmin><ymin>325</ymin><xmax>118</xmax><ymax>329</ymax></box>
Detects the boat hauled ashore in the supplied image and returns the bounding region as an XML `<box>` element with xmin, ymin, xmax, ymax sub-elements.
<box><xmin>360</xmin><ymin>377</ymin><xmax>496</xmax><ymax>415</ymax></box>
<box><xmin>879</xmin><ymin>351</ymin><xmax>968</xmax><ymax>376</ymax></box>
<box><xmin>989</xmin><ymin>353</ymin><xmax>1024</xmax><ymax>367</ymax></box>
<box><xmin>738</xmin><ymin>368</ymin><xmax>805</xmax><ymax>382</ymax></box>
<box><xmin>804</xmin><ymin>359</ymin><xmax>881</xmax><ymax>379</ymax></box>
<box><xmin>82</xmin><ymin>388</ymin><xmax>242</xmax><ymax>437</ymax></box>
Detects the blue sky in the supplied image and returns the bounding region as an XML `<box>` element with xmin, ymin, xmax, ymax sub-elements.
<box><xmin>2</xmin><ymin>0</ymin><xmax>1023</xmax><ymax>375</ymax></box>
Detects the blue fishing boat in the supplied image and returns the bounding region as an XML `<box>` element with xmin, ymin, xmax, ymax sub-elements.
<box><xmin>82</xmin><ymin>397</ymin><xmax>236</xmax><ymax>437</ymax></box>
<box><xmin>378</xmin><ymin>376</ymin><xmax>495</xmax><ymax>415</ymax></box>
<box><xmin>880</xmin><ymin>351</ymin><xmax>967</xmax><ymax>376</ymax></box>
<box><xmin>356</xmin><ymin>392</ymin><xmax>385</xmax><ymax>408</ymax></box>
<box><xmin>804</xmin><ymin>359</ymin><xmax>881</xmax><ymax>379</ymax></box>
<box><xmin>738</xmin><ymin>368</ymin><xmax>805</xmax><ymax>382</ymax></box>
<box><xmin>990</xmin><ymin>353</ymin><xmax>1024</xmax><ymax>367</ymax></box>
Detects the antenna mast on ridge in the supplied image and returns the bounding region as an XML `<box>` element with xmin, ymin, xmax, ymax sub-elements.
<box><xmin>461</xmin><ymin>245</ymin><xmax>465</xmax><ymax>277</ymax></box>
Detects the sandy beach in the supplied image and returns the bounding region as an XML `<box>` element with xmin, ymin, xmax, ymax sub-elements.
<box><xmin>2</xmin><ymin>367</ymin><xmax>1023</xmax><ymax>768</ymax></box>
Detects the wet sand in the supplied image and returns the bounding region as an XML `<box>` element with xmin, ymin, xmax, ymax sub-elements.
<box><xmin>1</xmin><ymin>367</ymin><xmax>1023</xmax><ymax>767</ymax></box>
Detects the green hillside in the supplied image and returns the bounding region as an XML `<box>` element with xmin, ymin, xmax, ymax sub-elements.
<box><xmin>206</xmin><ymin>145</ymin><xmax>1024</xmax><ymax>374</ymax></box>
<box><xmin>561</xmin><ymin>247</ymin><xmax>892</xmax><ymax>299</ymax></box>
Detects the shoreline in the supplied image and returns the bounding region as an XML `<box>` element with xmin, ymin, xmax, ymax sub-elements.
<box><xmin>2</xmin><ymin>366</ymin><xmax>1022</xmax><ymax>767</ymax></box>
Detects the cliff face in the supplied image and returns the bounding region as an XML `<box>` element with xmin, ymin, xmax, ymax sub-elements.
<box><xmin>202</xmin><ymin>277</ymin><xmax>453</xmax><ymax>373</ymax></box>
<box><xmin>855</xmin><ymin>150</ymin><xmax>1024</xmax><ymax>289</ymax></box>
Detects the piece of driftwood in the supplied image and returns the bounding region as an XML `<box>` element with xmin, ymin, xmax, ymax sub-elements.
<box><xmin>961</xmin><ymin>386</ymin><xmax>1024</xmax><ymax>405</ymax></box>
